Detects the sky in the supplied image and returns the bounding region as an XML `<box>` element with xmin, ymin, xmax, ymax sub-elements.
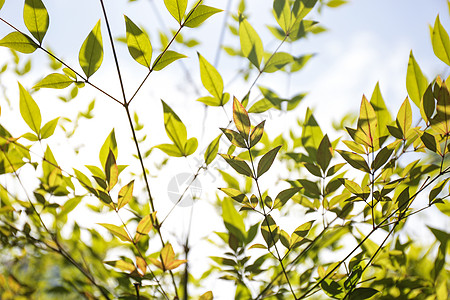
<box><xmin>0</xmin><ymin>0</ymin><xmax>449</xmax><ymax>298</ymax></box>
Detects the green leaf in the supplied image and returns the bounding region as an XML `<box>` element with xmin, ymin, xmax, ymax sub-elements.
<box><xmin>184</xmin><ymin>137</ymin><xmax>198</xmax><ymax>156</ymax></box>
<box><xmin>161</xmin><ymin>100</ymin><xmax>187</xmax><ymax>152</ymax></box>
<box><xmin>421</xmin><ymin>131</ymin><xmax>438</xmax><ymax>153</ymax></box>
<box><xmin>233</xmin><ymin>96</ymin><xmax>251</xmax><ymax>139</ymax></box>
<box><xmin>370</xmin><ymin>82</ymin><xmax>391</xmax><ymax>140</ymax></box>
<box><xmin>199</xmin><ymin>291</ymin><xmax>213</xmax><ymax>300</ymax></box>
<box><xmin>24</xmin><ymin>0</ymin><xmax>49</xmax><ymax>44</ymax></box>
<box><xmin>273</xmin><ymin>0</ymin><xmax>292</xmax><ymax>33</ymax></box>
<box><xmin>239</xmin><ymin>19</ymin><xmax>264</xmax><ymax>69</ymax></box>
<box><xmin>98</xmin><ymin>223</ymin><xmax>132</xmax><ymax>242</ymax></box>
<box><xmin>301</xmin><ymin>108</ymin><xmax>323</xmax><ymax>160</ymax></box>
<box><xmin>249</xmin><ymin>120</ymin><xmax>265</xmax><ymax>148</ymax></box>
<box><xmin>348</xmin><ymin>287</ymin><xmax>379</xmax><ymax>300</ymax></box>
<box><xmin>221</xmin><ymin>128</ymin><xmax>247</xmax><ymax>148</ymax></box>
<box><xmin>0</xmin><ymin>32</ymin><xmax>38</xmax><ymax>53</ymax></box>
<box><xmin>164</xmin><ymin>0</ymin><xmax>187</xmax><ymax>24</ymax></box>
<box><xmin>154</xmin><ymin>143</ymin><xmax>183</xmax><ymax>157</ymax></box>
<box><xmin>371</xmin><ymin>146</ymin><xmax>394</xmax><ymax>171</ymax></box>
<box><xmin>220</xmin><ymin>154</ymin><xmax>253</xmax><ymax>177</ymax></box>
<box><xmin>420</xmin><ymin>84</ymin><xmax>435</xmax><ymax>124</ymax></box>
<box><xmin>79</xmin><ymin>20</ymin><xmax>103</xmax><ymax>79</ymax></box>
<box><xmin>317</xmin><ymin>134</ymin><xmax>332</xmax><ymax>171</ymax></box>
<box><xmin>198</xmin><ymin>53</ymin><xmax>223</xmax><ymax>100</ymax></box>
<box><xmin>432</xmin><ymin>15</ymin><xmax>450</xmax><ymax>66</ymax></box>
<box><xmin>292</xmin><ymin>0</ymin><xmax>318</xmax><ymax>21</ymax></box>
<box><xmin>273</xmin><ymin>187</ymin><xmax>301</xmax><ymax>209</ymax></box>
<box><xmin>327</xmin><ymin>0</ymin><xmax>348</xmax><ymax>7</ymax></box>
<box><xmin>33</xmin><ymin>73</ymin><xmax>74</xmax><ymax>89</ymax></box>
<box><xmin>219</xmin><ymin>188</ymin><xmax>248</xmax><ymax>203</ymax></box>
<box><xmin>0</xmin><ymin>0</ymin><xmax>4</xmax><ymax>10</ymax></box>
<box><xmin>134</xmin><ymin>213</ymin><xmax>155</xmax><ymax>242</ymax></box>
<box><xmin>290</xmin><ymin>220</ymin><xmax>314</xmax><ymax>249</ymax></box>
<box><xmin>406</xmin><ymin>51</ymin><xmax>428</xmax><ymax>107</ymax></box>
<box><xmin>152</xmin><ymin>50</ymin><xmax>186</xmax><ymax>71</ymax></box>
<box><xmin>19</xmin><ymin>82</ymin><xmax>41</xmax><ymax>135</ymax></box>
<box><xmin>336</xmin><ymin>150</ymin><xmax>370</xmax><ymax>173</ymax></box>
<box><xmin>124</xmin><ymin>15</ymin><xmax>152</xmax><ymax>68</ymax></box>
<box><xmin>261</xmin><ymin>214</ymin><xmax>279</xmax><ymax>248</ymax></box>
<box><xmin>357</xmin><ymin>95</ymin><xmax>378</xmax><ymax>149</ymax></box>
<box><xmin>184</xmin><ymin>5</ymin><xmax>222</xmax><ymax>28</ymax></box>
<box><xmin>99</xmin><ymin>129</ymin><xmax>117</xmax><ymax>168</ymax></box>
<box><xmin>222</xmin><ymin>198</ymin><xmax>246</xmax><ymax>242</ymax></box>
<box><xmin>204</xmin><ymin>134</ymin><xmax>221</xmax><ymax>165</ymax></box>
<box><xmin>257</xmin><ymin>145</ymin><xmax>281</xmax><ymax>178</ymax></box>
<box><xmin>40</xmin><ymin>117</ymin><xmax>59</xmax><ymax>139</ymax></box>
<box><xmin>117</xmin><ymin>181</ymin><xmax>134</xmax><ymax>210</ymax></box>
<box><xmin>396</xmin><ymin>186</ymin><xmax>410</xmax><ymax>213</ymax></box>
<box><xmin>396</xmin><ymin>97</ymin><xmax>412</xmax><ymax>137</ymax></box>
<box><xmin>263</xmin><ymin>52</ymin><xmax>293</xmax><ymax>73</ymax></box>
<box><xmin>105</xmin><ymin>150</ymin><xmax>118</xmax><ymax>191</ymax></box>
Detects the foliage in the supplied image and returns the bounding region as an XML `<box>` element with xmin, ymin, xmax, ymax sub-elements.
<box><xmin>0</xmin><ymin>0</ymin><xmax>449</xmax><ymax>299</ymax></box>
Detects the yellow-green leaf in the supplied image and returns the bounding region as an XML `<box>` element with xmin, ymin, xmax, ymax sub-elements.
<box><xmin>233</xmin><ymin>96</ymin><xmax>251</xmax><ymax>139</ymax></box>
<box><xmin>164</xmin><ymin>0</ymin><xmax>187</xmax><ymax>24</ymax></box>
<box><xmin>161</xmin><ymin>100</ymin><xmax>187</xmax><ymax>151</ymax></box>
<box><xmin>134</xmin><ymin>212</ymin><xmax>155</xmax><ymax>242</ymax></box>
<box><xmin>0</xmin><ymin>32</ymin><xmax>38</xmax><ymax>53</ymax></box>
<box><xmin>204</xmin><ymin>134</ymin><xmax>220</xmax><ymax>165</ymax></box>
<box><xmin>105</xmin><ymin>150</ymin><xmax>118</xmax><ymax>191</ymax></box>
<box><xmin>185</xmin><ymin>5</ymin><xmax>222</xmax><ymax>28</ymax></box>
<box><xmin>99</xmin><ymin>129</ymin><xmax>117</xmax><ymax>169</ymax></box>
<box><xmin>24</xmin><ymin>0</ymin><xmax>49</xmax><ymax>44</ymax></box>
<box><xmin>0</xmin><ymin>0</ymin><xmax>4</xmax><ymax>10</ymax></box>
<box><xmin>198</xmin><ymin>53</ymin><xmax>223</xmax><ymax>100</ymax></box>
<box><xmin>317</xmin><ymin>134</ymin><xmax>332</xmax><ymax>171</ymax></box>
<box><xmin>420</xmin><ymin>84</ymin><xmax>435</xmax><ymax>124</ymax></box>
<box><xmin>33</xmin><ymin>73</ymin><xmax>74</xmax><ymax>89</ymax></box>
<box><xmin>273</xmin><ymin>0</ymin><xmax>292</xmax><ymax>33</ymax></box>
<box><xmin>263</xmin><ymin>51</ymin><xmax>293</xmax><ymax>73</ymax></box>
<box><xmin>396</xmin><ymin>97</ymin><xmax>412</xmax><ymax>137</ymax></box>
<box><xmin>432</xmin><ymin>15</ymin><xmax>450</xmax><ymax>66</ymax></box>
<box><xmin>124</xmin><ymin>15</ymin><xmax>152</xmax><ymax>68</ymax></box>
<box><xmin>117</xmin><ymin>180</ymin><xmax>134</xmax><ymax>210</ymax></box>
<box><xmin>261</xmin><ymin>214</ymin><xmax>279</xmax><ymax>248</ymax></box>
<box><xmin>219</xmin><ymin>187</ymin><xmax>248</xmax><ymax>203</ymax></box>
<box><xmin>199</xmin><ymin>291</ymin><xmax>213</xmax><ymax>300</ymax></box>
<box><xmin>40</xmin><ymin>117</ymin><xmax>59</xmax><ymax>139</ymax></box>
<box><xmin>290</xmin><ymin>220</ymin><xmax>314</xmax><ymax>249</ymax></box>
<box><xmin>152</xmin><ymin>50</ymin><xmax>186</xmax><ymax>71</ymax></box>
<box><xmin>222</xmin><ymin>198</ymin><xmax>246</xmax><ymax>242</ymax></box>
<box><xmin>301</xmin><ymin>108</ymin><xmax>323</xmax><ymax>160</ymax></box>
<box><xmin>239</xmin><ymin>19</ymin><xmax>264</xmax><ymax>69</ymax></box>
<box><xmin>19</xmin><ymin>82</ymin><xmax>41</xmax><ymax>135</ymax></box>
<box><xmin>184</xmin><ymin>137</ymin><xmax>198</xmax><ymax>156</ymax></box>
<box><xmin>336</xmin><ymin>150</ymin><xmax>370</xmax><ymax>173</ymax></box>
<box><xmin>406</xmin><ymin>51</ymin><xmax>428</xmax><ymax>107</ymax></box>
<box><xmin>357</xmin><ymin>95</ymin><xmax>378</xmax><ymax>149</ymax></box>
<box><xmin>154</xmin><ymin>143</ymin><xmax>184</xmax><ymax>157</ymax></box>
<box><xmin>370</xmin><ymin>82</ymin><xmax>391</xmax><ymax>140</ymax></box>
<box><xmin>151</xmin><ymin>243</ymin><xmax>187</xmax><ymax>271</ymax></box>
<box><xmin>98</xmin><ymin>223</ymin><xmax>132</xmax><ymax>242</ymax></box>
<box><xmin>249</xmin><ymin>120</ymin><xmax>265</xmax><ymax>148</ymax></box>
<box><xmin>105</xmin><ymin>260</ymin><xmax>136</xmax><ymax>273</ymax></box>
<box><xmin>292</xmin><ymin>0</ymin><xmax>318</xmax><ymax>21</ymax></box>
<box><xmin>79</xmin><ymin>20</ymin><xmax>103</xmax><ymax>79</ymax></box>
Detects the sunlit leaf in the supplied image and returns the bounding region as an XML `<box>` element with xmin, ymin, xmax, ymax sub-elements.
<box><xmin>317</xmin><ymin>134</ymin><xmax>332</xmax><ymax>171</ymax></box>
<box><xmin>164</xmin><ymin>0</ymin><xmax>187</xmax><ymax>24</ymax></box>
<box><xmin>134</xmin><ymin>212</ymin><xmax>155</xmax><ymax>242</ymax></box>
<box><xmin>199</xmin><ymin>291</ymin><xmax>213</xmax><ymax>300</ymax></box>
<box><xmin>154</xmin><ymin>143</ymin><xmax>184</xmax><ymax>157</ymax></box>
<box><xmin>336</xmin><ymin>150</ymin><xmax>370</xmax><ymax>173</ymax></box>
<box><xmin>19</xmin><ymin>82</ymin><xmax>41</xmax><ymax>135</ymax></box>
<box><xmin>161</xmin><ymin>100</ymin><xmax>187</xmax><ymax>152</ymax></box>
<box><xmin>273</xmin><ymin>187</ymin><xmax>301</xmax><ymax>209</ymax></box>
<box><xmin>348</xmin><ymin>287</ymin><xmax>379</xmax><ymax>300</ymax></box>
<box><xmin>204</xmin><ymin>134</ymin><xmax>221</xmax><ymax>165</ymax></box>
<box><xmin>0</xmin><ymin>32</ymin><xmax>38</xmax><ymax>53</ymax></box>
<box><xmin>357</xmin><ymin>95</ymin><xmax>378</xmax><ymax>149</ymax></box>
<box><xmin>198</xmin><ymin>53</ymin><xmax>223</xmax><ymax>100</ymax></box>
<box><xmin>185</xmin><ymin>5</ymin><xmax>222</xmax><ymax>28</ymax></box>
<box><xmin>222</xmin><ymin>198</ymin><xmax>246</xmax><ymax>241</ymax></box>
<box><xmin>239</xmin><ymin>19</ymin><xmax>264</xmax><ymax>68</ymax></box>
<box><xmin>24</xmin><ymin>0</ymin><xmax>49</xmax><ymax>44</ymax></box>
<box><xmin>421</xmin><ymin>131</ymin><xmax>438</xmax><ymax>153</ymax></box>
<box><xmin>420</xmin><ymin>84</ymin><xmax>435</xmax><ymax>124</ymax></box>
<box><xmin>221</xmin><ymin>128</ymin><xmax>247</xmax><ymax>148</ymax></box>
<box><xmin>273</xmin><ymin>0</ymin><xmax>292</xmax><ymax>33</ymax></box>
<box><xmin>292</xmin><ymin>0</ymin><xmax>318</xmax><ymax>21</ymax></box>
<box><xmin>261</xmin><ymin>214</ymin><xmax>279</xmax><ymax>248</ymax></box>
<box><xmin>432</xmin><ymin>15</ymin><xmax>450</xmax><ymax>66</ymax></box>
<box><xmin>99</xmin><ymin>129</ymin><xmax>117</xmax><ymax>168</ymax></box>
<box><xmin>290</xmin><ymin>220</ymin><xmax>314</xmax><ymax>249</ymax></box>
<box><xmin>263</xmin><ymin>52</ymin><xmax>293</xmax><ymax>73</ymax></box>
<box><xmin>79</xmin><ymin>20</ymin><xmax>103</xmax><ymax>79</ymax></box>
<box><xmin>249</xmin><ymin>120</ymin><xmax>265</xmax><ymax>148</ymax></box>
<box><xmin>40</xmin><ymin>117</ymin><xmax>59</xmax><ymax>139</ymax></box>
<box><xmin>124</xmin><ymin>15</ymin><xmax>152</xmax><ymax>68</ymax></box>
<box><xmin>396</xmin><ymin>97</ymin><xmax>412</xmax><ymax>137</ymax></box>
<box><xmin>184</xmin><ymin>137</ymin><xmax>198</xmax><ymax>156</ymax></box>
<box><xmin>219</xmin><ymin>188</ymin><xmax>247</xmax><ymax>203</ymax></box>
<box><xmin>105</xmin><ymin>260</ymin><xmax>136</xmax><ymax>273</ymax></box>
<box><xmin>117</xmin><ymin>180</ymin><xmax>134</xmax><ymax>210</ymax></box>
<box><xmin>152</xmin><ymin>50</ymin><xmax>186</xmax><ymax>71</ymax></box>
<box><xmin>33</xmin><ymin>73</ymin><xmax>74</xmax><ymax>89</ymax></box>
<box><xmin>257</xmin><ymin>145</ymin><xmax>281</xmax><ymax>178</ymax></box>
<box><xmin>220</xmin><ymin>154</ymin><xmax>253</xmax><ymax>177</ymax></box>
<box><xmin>233</xmin><ymin>96</ymin><xmax>251</xmax><ymax>139</ymax></box>
<box><xmin>371</xmin><ymin>146</ymin><xmax>394</xmax><ymax>171</ymax></box>
<box><xmin>406</xmin><ymin>51</ymin><xmax>428</xmax><ymax>107</ymax></box>
<box><xmin>302</xmin><ymin>108</ymin><xmax>323</xmax><ymax>160</ymax></box>
<box><xmin>370</xmin><ymin>82</ymin><xmax>391</xmax><ymax>140</ymax></box>
<box><xmin>98</xmin><ymin>223</ymin><xmax>132</xmax><ymax>242</ymax></box>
